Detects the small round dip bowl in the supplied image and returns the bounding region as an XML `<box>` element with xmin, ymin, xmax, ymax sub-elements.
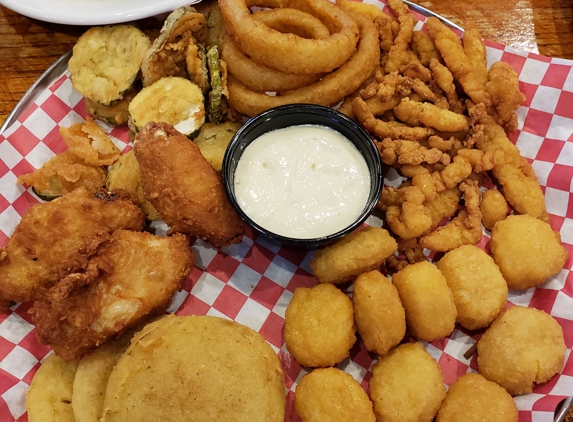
<box><xmin>222</xmin><ymin>104</ymin><xmax>383</xmax><ymax>247</ymax></box>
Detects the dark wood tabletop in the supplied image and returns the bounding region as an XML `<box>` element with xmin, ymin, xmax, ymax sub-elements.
<box><xmin>1</xmin><ymin>0</ymin><xmax>572</xmax><ymax>127</ymax></box>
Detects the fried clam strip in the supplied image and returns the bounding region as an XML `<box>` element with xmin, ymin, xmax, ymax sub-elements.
<box><xmin>141</xmin><ymin>7</ymin><xmax>208</xmax><ymax>87</ymax></box>
<box><xmin>393</xmin><ymin>97</ymin><xmax>469</xmax><ymax>132</ymax></box>
<box><xmin>463</xmin><ymin>27</ymin><xmax>488</xmax><ymax>89</ymax></box>
<box><xmin>381</xmin><ymin>186</ymin><xmax>433</xmax><ymax>240</ymax></box>
<box><xmin>469</xmin><ymin>103</ymin><xmax>548</xmax><ymax>221</ymax></box>
<box><xmin>419</xmin><ymin>179</ymin><xmax>482</xmax><ymax>252</ymax></box>
<box><xmin>411</xmin><ymin>30</ymin><xmax>442</xmax><ymax>67</ymax></box>
<box><xmin>222</xmin><ymin>0</ymin><xmax>359</xmax><ymax>75</ymax></box>
<box><xmin>377</xmin><ymin>138</ymin><xmax>449</xmax><ymax>167</ymax></box>
<box><xmin>429</xmin><ymin>58</ymin><xmax>464</xmax><ymax>114</ymax></box>
<box><xmin>485</xmin><ymin>61</ymin><xmax>526</xmax><ymax>132</ymax></box>
<box><xmin>227</xmin><ymin>11</ymin><xmax>379</xmax><ymax>116</ymax></box>
<box><xmin>426</xmin><ymin>17</ymin><xmax>491</xmax><ymax>106</ymax></box>
<box><xmin>353</xmin><ymin>97</ymin><xmax>434</xmax><ymax>142</ymax></box>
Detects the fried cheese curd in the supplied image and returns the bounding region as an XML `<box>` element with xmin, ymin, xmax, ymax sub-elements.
<box><xmin>436</xmin><ymin>373</ymin><xmax>518</xmax><ymax>422</ymax></box>
<box><xmin>352</xmin><ymin>270</ymin><xmax>406</xmax><ymax>355</ymax></box>
<box><xmin>437</xmin><ymin>245</ymin><xmax>507</xmax><ymax>330</ymax></box>
<box><xmin>284</xmin><ymin>283</ymin><xmax>356</xmax><ymax>368</ymax></box>
<box><xmin>26</xmin><ymin>353</ymin><xmax>78</xmax><ymax>422</ymax></box>
<box><xmin>477</xmin><ymin>306</ymin><xmax>566</xmax><ymax>396</ymax></box>
<box><xmin>309</xmin><ymin>226</ymin><xmax>398</xmax><ymax>285</ymax></box>
<box><xmin>392</xmin><ymin>261</ymin><xmax>456</xmax><ymax>341</ymax></box>
<box><xmin>295</xmin><ymin>368</ymin><xmax>375</xmax><ymax>422</ymax></box>
<box><xmin>101</xmin><ymin>315</ymin><xmax>285</xmax><ymax>422</ymax></box>
<box><xmin>490</xmin><ymin>214</ymin><xmax>568</xmax><ymax>290</ymax></box>
<box><xmin>370</xmin><ymin>342</ymin><xmax>446</xmax><ymax>422</ymax></box>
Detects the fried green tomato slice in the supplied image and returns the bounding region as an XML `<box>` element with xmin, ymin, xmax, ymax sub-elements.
<box><xmin>69</xmin><ymin>25</ymin><xmax>150</xmax><ymax>106</ymax></box>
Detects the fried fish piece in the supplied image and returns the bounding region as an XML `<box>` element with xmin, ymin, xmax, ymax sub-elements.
<box><xmin>134</xmin><ymin>122</ymin><xmax>246</xmax><ymax>248</ymax></box>
<box><xmin>30</xmin><ymin>230</ymin><xmax>195</xmax><ymax>361</ymax></box>
<box><xmin>0</xmin><ymin>188</ymin><xmax>145</xmax><ymax>303</ymax></box>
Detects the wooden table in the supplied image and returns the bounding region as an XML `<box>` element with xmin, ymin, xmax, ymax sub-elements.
<box><xmin>1</xmin><ymin>0</ymin><xmax>572</xmax><ymax>127</ymax></box>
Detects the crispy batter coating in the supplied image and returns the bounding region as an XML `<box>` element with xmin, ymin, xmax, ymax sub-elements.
<box><xmin>411</xmin><ymin>30</ymin><xmax>442</xmax><ymax>67</ymax></box>
<box><xmin>436</xmin><ymin>373</ymin><xmax>518</xmax><ymax>422</ymax></box>
<box><xmin>0</xmin><ymin>188</ymin><xmax>145</xmax><ymax>303</ymax></box>
<box><xmin>480</xmin><ymin>188</ymin><xmax>508</xmax><ymax>231</ymax></box>
<box><xmin>429</xmin><ymin>58</ymin><xmax>464</xmax><ymax>114</ymax></box>
<box><xmin>17</xmin><ymin>150</ymin><xmax>106</xmax><ymax>198</ymax></box>
<box><xmin>30</xmin><ymin>230</ymin><xmax>194</xmax><ymax>361</ymax></box>
<box><xmin>490</xmin><ymin>214</ymin><xmax>568</xmax><ymax>290</ymax></box>
<box><xmin>370</xmin><ymin>342</ymin><xmax>446</xmax><ymax>422</ymax></box>
<box><xmin>477</xmin><ymin>306</ymin><xmax>566</xmax><ymax>396</ymax></box>
<box><xmin>26</xmin><ymin>353</ymin><xmax>78</xmax><ymax>422</ymax></box>
<box><xmin>394</xmin><ymin>97</ymin><xmax>469</xmax><ymax>132</ymax></box>
<box><xmin>437</xmin><ymin>245</ymin><xmax>507</xmax><ymax>330</ymax></box>
<box><xmin>60</xmin><ymin>118</ymin><xmax>121</xmax><ymax>166</ymax></box>
<box><xmin>352</xmin><ymin>270</ymin><xmax>406</xmax><ymax>355</ymax></box>
<box><xmin>284</xmin><ymin>284</ymin><xmax>356</xmax><ymax>368</ymax></box>
<box><xmin>295</xmin><ymin>367</ymin><xmax>375</xmax><ymax>422</ymax></box>
<box><xmin>134</xmin><ymin>122</ymin><xmax>246</xmax><ymax>248</ymax></box>
<box><xmin>310</xmin><ymin>226</ymin><xmax>398</xmax><ymax>284</ymax></box>
<box><xmin>486</xmin><ymin>61</ymin><xmax>526</xmax><ymax>132</ymax></box>
<box><xmin>392</xmin><ymin>261</ymin><xmax>457</xmax><ymax>341</ymax></box>
<box><xmin>101</xmin><ymin>315</ymin><xmax>285</xmax><ymax>422</ymax></box>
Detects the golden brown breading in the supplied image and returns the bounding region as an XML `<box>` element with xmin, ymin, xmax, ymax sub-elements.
<box><xmin>30</xmin><ymin>230</ymin><xmax>194</xmax><ymax>361</ymax></box>
<box><xmin>480</xmin><ymin>188</ymin><xmax>508</xmax><ymax>231</ymax></box>
<box><xmin>309</xmin><ymin>226</ymin><xmax>398</xmax><ymax>284</ymax></box>
<box><xmin>134</xmin><ymin>122</ymin><xmax>246</xmax><ymax>248</ymax></box>
<box><xmin>486</xmin><ymin>61</ymin><xmax>526</xmax><ymax>132</ymax></box>
<box><xmin>477</xmin><ymin>306</ymin><xmax>566</xmax><ymax>395</ymax></box>
<box><xmin>0</xmin><ymin>188</ymin><xmax>145</xmax><ymax>303</ymax></box>
<box><xmin>60</xmin><ymin>118</ymin><xmax>121</xmax><ymax>166</ymax></box>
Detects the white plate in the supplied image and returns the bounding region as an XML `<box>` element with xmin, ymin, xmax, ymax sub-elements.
<box><xmin>0</xmin><ymin>0</ymin><xmax>200</xmax><ymax>25</ymax></box>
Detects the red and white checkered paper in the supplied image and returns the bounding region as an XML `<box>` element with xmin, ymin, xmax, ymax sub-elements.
<box><xmin>1</xmin><ymin>1</ymin><xmax>572</xmax><ymax>420</ymax></box>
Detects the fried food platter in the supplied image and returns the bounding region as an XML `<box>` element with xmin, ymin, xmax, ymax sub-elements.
<box><xmin>0</xmin><ymin>0</ymin><xmax>200</xmax><ymax>25</ymax></box>
<box><xmin>0</xmin><ymin>0</ymin><xmax>572</xmax><ymax>421</ymax></box>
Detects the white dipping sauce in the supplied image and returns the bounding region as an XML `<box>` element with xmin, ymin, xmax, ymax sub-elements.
<box><xmin>233</xmin><ymin>124</ymin><xmax>371</xmax><ymax>239</ymax></box>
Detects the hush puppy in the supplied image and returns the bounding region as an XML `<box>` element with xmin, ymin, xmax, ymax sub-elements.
<box><xmin>310</xmin><ymin>227</ymin><xmax>398</xmax><ymax>284</ymax></box>
<box><xmin>436</xmin><ymin>373</ymin><xmax>518</xmax><ymax>422</ymax></box>
<box><xmin>285</xmin><ymin>284</ymin><xmax>356</xmax><ymax>367</ymax></box>
<box><xmin>295</xmin><ymin>368</ymin><xmax>375</xmax><ymax>422</ymax></box>
<box><xmin>370</xmin><ymin>342</ymin><xmax>446</xmax><ymax>422</ymax></box>
<box><xmin>477</xmin><ymin>306</ymin><xmax>566</xmax><ymax>396</ymax></box>
<box><xmin>437</xmin><ymin>245</ymin><xmax>507</xmax><ymax>330</ymax></box>
<box><xmin>392</xmin><ymin>261</ymin><xmax>457</xmax><ymax>341</ymax></box>
<box><xmin>490</xmin><ymin>214</ymin><xmax>568</xmax><ymax>290</ymax></box>
<box><xmin>352</xmin><ymin>270</ymin><xmax>406</xmax><ymax>355</ymax></box>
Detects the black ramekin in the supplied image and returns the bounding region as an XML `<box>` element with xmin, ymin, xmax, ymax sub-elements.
<box><xmin>221</xmin><ymin>104</ymin><xmax>382</xmax><ymax>247</ymax></box>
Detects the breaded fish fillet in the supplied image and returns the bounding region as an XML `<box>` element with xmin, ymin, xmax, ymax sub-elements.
<box><xmin>134</xmin><ymin>122</ymin><xmax>245</xmax><ymax>248</ymax></box>
<box><xmin>30</xmin><ymin>230</ymin><xmax>195</xmax><ymax>361</ymax></box>
<box><xmin>0</xmin><ymin>188</ymin><xmax>145</xmax><ymax>304</ymax></box>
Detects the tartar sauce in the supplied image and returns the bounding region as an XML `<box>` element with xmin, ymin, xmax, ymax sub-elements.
<box><xmin>233</xmin><ymin>124</ymin><xmax>371</xmax><ymax>239</ymax></box>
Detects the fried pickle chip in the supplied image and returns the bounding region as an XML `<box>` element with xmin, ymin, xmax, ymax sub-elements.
<box><xmin>295</xmin><ymin>367</ymin><xmax>376</xmax><ymax>422</ymax></box>
<box><xmin>72</xmin><ymin>329</ymin><xmax>135</xmax><ymax>422</ymax></box>
<box><xmin>101</xmin><ymin>315</ymin><xmax>285</xmax><ymax>422</ymax></box>
<box><xmin>370</xmin><ymin>342</ymin><xmax>446</xmax><ymax>422</ymax></box>
<box><xmin>26</xmin><ymin>353</ymin><xmax>78</xmax><ymax>422</ymax></box>
<box><xmin>69</xmin><ymin>25</ymin><xmax>150</xmax><ymax>105</ymax></box>
<box><xmin>392</xmin><ymin>261</ymin><xmax>457</xmax><ymax>341</ymax></box>
<box><xmin>310</xmin><ymin>227</ymin><xmax>398</xmax><ymax>285</ymax></box>
<box><xmin>352</xmin><ymin>270</ymin><xmax>406</xmax><ymax>355</ymax></box>
<box><xmin>490</xmin><ymin>214</ymin><xmax>568</xmax><ymax>290</ymax></box>
<box><xmin>192</xmin><ymin>121</ymin><xmax>242</xmax><ymax>171</ymax></box>
<box><xmin>437</xmin><ymin>245</ymin><xmax>507</xmax><ymax>330</ymax></box>
<box><xmin>477</xmin><ymin>306</ymin><xmax>566</xmax><ymax>396</ymax></box>
<box><xmin>60</xmin><ymin>118</ymin><xmax>121</xmax><ymax>166</ymax></box>
<box><xmin>436</xmin><ymin>373</ymin><xmax>518</xmax><ymax>422</ymax></box>
<box><xmin>285</xmin><ymin>283</ymin><xmax>356</xmax><ymax>368</ymax></box>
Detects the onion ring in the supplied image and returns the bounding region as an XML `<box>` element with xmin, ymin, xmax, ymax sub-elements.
<box><xmin>253</xmin><ymin>8</ymin><xmax>331</xmax><ymax>39</ymax></box>
<box><xmin>222</xmin><ymin>35</ymin><xmax>324</xmax><ymax>92</ymax></box>
<box><xmin>227</xmin><ymin>12</ymin><xmax>379</xmax><ymax>116</ymax></box>
<box><xmin>219</xmin><ymin>0</ymin><xmax>359</xmax><ymax>74</ymax></box>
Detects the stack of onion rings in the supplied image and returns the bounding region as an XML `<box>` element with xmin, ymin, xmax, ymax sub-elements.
<box><xmin>224</xmin><ymin>9</ymin><xmax>380</xmax><ymax>117</ymax></box>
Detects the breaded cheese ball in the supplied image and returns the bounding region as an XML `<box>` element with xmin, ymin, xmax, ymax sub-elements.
<box><xmin>490</xmin><ymin>214</ymin><xmax>568</xmax><ymax>290</ymax></box>
<box><xmin>295</xmin><ymin>368</ymin><xmax>375</xmax><ymax>422</ymax></box>
<box><xmin>285</xmin><ymin>283</ymin><xmax>356</xmax><ymax>367</ymax></box>
<box><xmin>480</xmin><ymin>189</ymin><xmax>508</xmax><ymax>231</ymax></box>
<box><xmin>392</xmin><ymin>261</ymin><xmax>457</xmax><ymax>341</ymax></box>
<box><xmin>436</xmin><ymin>373</ymin><xmax>518</xmax><ymax>422</ymax></box>
<box><xmin>310</xmin><ymin>226</ymin><xmax>398</xmax><ymax>284</ymax></box>
<box><xmin>370</xmin><ymin>342</ymin><xmax>446</xmax><ymax>422</ymax></box>
<box><xmin>477</xmin><ymin>306</ymin><xmax>566</xmax><ymax>396</ymax></box>
<box><xmin>437</xmin><ymin>245</ymin><xmax>507</xmax><ymax>330</ymax></box>
<box><xmin>352</xmin><ymin>270</ymin><xmax>406</xmax><ymax>355</ymax></box>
